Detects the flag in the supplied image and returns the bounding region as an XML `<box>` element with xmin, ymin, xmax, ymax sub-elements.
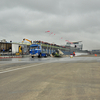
<box><xmin>45</xmin><ymin>31</ymin><xmax>50</xmax><ymax>32</ymax></box>
<box><xmin>49</xmin><ymin>32</ymin><xmax>53</xmax><ymax>35</ymax></box>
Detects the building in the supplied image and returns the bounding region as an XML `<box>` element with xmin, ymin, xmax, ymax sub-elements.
<box><xmin>66</xmin><ymin>41</ymin><xmax>83</xmax><ymax>50</ymax></box>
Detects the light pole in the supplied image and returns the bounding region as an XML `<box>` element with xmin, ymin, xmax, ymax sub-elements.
<box><xmin>50</xmin><ymin>43</ymin><xmax>51</xmax><ymax>54</ymax></box>
<box><xmin>47</xmin><ymin>43</ymin><xmax>48</xmax><ymax>53</ymax></box>
<box><xmin>52</xmin><ymin>42</ymin><xmax>54</xmax><ymax>53</ymax></box>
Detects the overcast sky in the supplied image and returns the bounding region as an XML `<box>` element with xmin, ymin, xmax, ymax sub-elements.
<box><xmin>0</xmin><ymin>0</ymin><xmax>100</xmax><ymax>50</ymax></box>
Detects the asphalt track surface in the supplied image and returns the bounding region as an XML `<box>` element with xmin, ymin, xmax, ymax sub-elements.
<box><xmin>0</xmin><ymin>56</ymin><xmax>100</xmax><ymax>63</ymax></box>
<box><xmin>0</xmin><ymin>56</ymin><xmax>100</xmax><ymax>100</ymax></box>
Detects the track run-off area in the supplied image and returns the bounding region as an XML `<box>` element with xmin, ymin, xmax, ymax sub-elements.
<box><xmin>0</xmin><ymin>56</ymin><xmax>100</xmax><ymax>74</ymax></box>
<box><xmin>0</xmin><ymin>56</ymin><xmax>100</xmax><ymax>100</ymax></box>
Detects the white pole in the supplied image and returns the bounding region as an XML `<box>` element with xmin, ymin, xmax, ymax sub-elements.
<box><xmin>47</xmin><ymin>44</ymin><xmax>48</xmax><ymax>53</ymax></box>
<box><xmin>50</xmin><ymin>43</ymin><xmax>51</xmax><ymax>54</ymax></box>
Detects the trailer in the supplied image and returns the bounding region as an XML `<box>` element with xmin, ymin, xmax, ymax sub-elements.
<box><xmin>12</xmin><ymin>43</ymin><xmax>28</xmax><ymax>55</ymax></box>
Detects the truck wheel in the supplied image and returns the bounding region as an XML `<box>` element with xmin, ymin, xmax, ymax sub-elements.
<box><xmin>44</xmin><ymin>54</ymin><xmax>47</xmax><ymax>57</ymax></box>
<box><xmin>38</xmin><ymin>53</ymin><xmax>41</xmax><ymax>58</ymax></box>
<box><xmin>32</xmin><ymin>56</ymin><xmax>34</xmax><ymax>58</ymax></box>
<box><xmin>40</xmin><ymin>53</ymin><xmax>41</xmax><ymax>57</ymax></box>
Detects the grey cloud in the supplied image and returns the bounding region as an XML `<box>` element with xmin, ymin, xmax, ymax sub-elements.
<box><xmin>0</xmin><ymin>0</ymin><xmax>100</xmax><ymax>50</ymax></box>
<box><xmin>1</xmin><ymin>0</ymin><xmax>100</xmax><ymax>14</ymax></box>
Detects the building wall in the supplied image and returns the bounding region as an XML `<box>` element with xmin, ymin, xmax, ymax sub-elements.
<box><xmin>0</xmin><ymin>43</ymin><xmax>11</xmax><ymax>52</ymax></box>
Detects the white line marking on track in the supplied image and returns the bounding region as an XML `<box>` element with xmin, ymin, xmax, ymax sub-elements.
<box><xmin>0</xmin><ymin>62</ymin><xmax>54</xmax><ymax>74</ymax></box>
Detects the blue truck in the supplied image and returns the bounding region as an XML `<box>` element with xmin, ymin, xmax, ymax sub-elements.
<box><xmin>29</xmin><ymin>44</ymin><xmax>48</xmax><ymax>58</ymax></box>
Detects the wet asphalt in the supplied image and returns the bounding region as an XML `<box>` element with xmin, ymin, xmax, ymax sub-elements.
<box><xmin>0</xmin><ymin>56</ymin><xmax>100</xmax><ymax>63</ymax></box>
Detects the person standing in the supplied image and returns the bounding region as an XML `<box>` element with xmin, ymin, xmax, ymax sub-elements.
<box><xmin>73</xmin><ymin>51</ymin><xmax>75</xmax><ymax>56</ymax></box>
<box><xmin>3</xmin><ymin>48</ymin><xmax>5</xmax><ymax>52</ymax></box>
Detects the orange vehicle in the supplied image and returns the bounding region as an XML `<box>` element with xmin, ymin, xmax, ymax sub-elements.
<box><xmin>22</xmin><ymin>38</ymin><xmax>32</xmax><ymax>44</ymax></box>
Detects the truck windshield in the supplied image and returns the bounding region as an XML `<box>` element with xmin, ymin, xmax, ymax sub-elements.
<box><xmin>30</xmin><ymin>46</ymin><xmax>37</xmax><ymax>49</ymax></box>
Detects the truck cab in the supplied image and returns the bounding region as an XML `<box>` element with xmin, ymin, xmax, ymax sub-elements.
<box><xmin>29</xmin><ymin>44</ymin><xmax>48</xmax><ymax>58</ymax></box>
